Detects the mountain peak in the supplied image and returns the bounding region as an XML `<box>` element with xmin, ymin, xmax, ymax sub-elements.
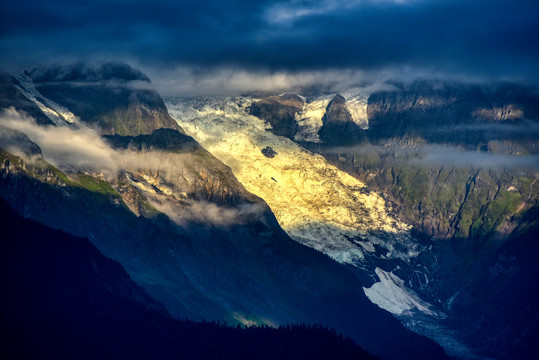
<box><xmin>330</xmin><ymin>93</ymin><xmax>346</xmax><ymax>104</ymax></box>
<box><xmin>24</xmin><ymin>63</ymin><xmax>184</xmax><ymax>136</ymax></box>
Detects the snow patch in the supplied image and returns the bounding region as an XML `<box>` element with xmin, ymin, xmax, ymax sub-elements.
<box><xmin>294</xmin><ymin>96</ymin><xmax>329</xmax><ymax>143</ymax></box>
<box><xmin>363</xmin><ymin>268</ymin><xmax>436</xmax><ymax>316</ymax></box>
<box><xmin>14</xmin><ymin>74</ymin><xmax>80</xmax><ymax>126</ymax></box>
<box><xmin>343</xmin><ymin>91</ymin><xmax>369</xmax><ymax>129</ymax></box>
<box><xmin>293</xmin><ymin>89</ymin><xmax>370</xmax><ymax>143</ymax></box>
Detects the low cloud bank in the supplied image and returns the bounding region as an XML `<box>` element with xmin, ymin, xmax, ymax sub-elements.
<box><xmin>0</xmin><ymin>108</ymin><xmax>118</xmax><ymax>175</ymax></box>
<box><xmin>149</xmin><ymin>195</ymin><xmax>265</xmax><ymax>227</ymax></box>
<box><xmin>147</xmin><ymin>66</ymin><xmax>395</xmax><ymax>97</ymax></box>
<box><xmin>413</xmin><ymin>145</ymin><xmax>539</xmax><ymax>169</ymax></box>
<box><xmin>323</xmin><ymin>143</ymin><xmax>539</xmax><ymax>170</ymax></box>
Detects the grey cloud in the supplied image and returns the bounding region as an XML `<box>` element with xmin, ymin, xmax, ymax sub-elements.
<box><xmin>323</xmin><ymin>143</ymin><xmax>539</xmax><ymax>170</ymax></box>
<box><xmin>147</xmin><ymin>66</ymin><xmax>385</xmax><ymax>97</ymax></box>
<box><xmin>412</xmin><ymin>145</ymin><xmax>539</xmax><ymax>169</ymax></box>
<box><xmin>1</xmin><ymin>0</ymin><xmax>538</xmax><ymax>95</ymax></box>
<box><xmin>431</xmin><ymin>121</ymin><xmax>539</xmax><ymax>135</ymax></box>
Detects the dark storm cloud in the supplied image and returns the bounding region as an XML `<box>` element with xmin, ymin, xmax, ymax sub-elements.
<box><xmin>1</xmin><ymin>0</ymin><xmax>538</xmax><ymax>93</ymax></box>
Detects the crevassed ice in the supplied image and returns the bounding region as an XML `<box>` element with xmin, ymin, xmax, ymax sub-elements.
<box><xmin>165</xmin><ymin>96</ymin><xmax>419</xmax><ymax>266</ymax></box>
<box><xmin>166</xmin><ymin>96</ymin><xmax>437</xmax><ymax>317</ymax></box>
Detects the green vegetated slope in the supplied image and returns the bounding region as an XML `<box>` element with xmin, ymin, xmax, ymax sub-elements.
<box><xmin>324</xmin><ymin>146</ymin><xmax>538</xmax><ymax>243</ymax></box>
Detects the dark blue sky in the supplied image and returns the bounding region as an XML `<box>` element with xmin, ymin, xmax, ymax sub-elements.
<box><xmin>1</xmin><ymin>0</ymin><xmax>538</xmax><ymax>95</ymax></box>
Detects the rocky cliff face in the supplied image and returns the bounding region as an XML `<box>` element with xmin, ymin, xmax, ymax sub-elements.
<box><xmin>25</xmin><ymin>63</ymin><xmax>183</xmax><ymax>135</ymax></box>
<box><xmin>321</xmin><ymin>143</ymin><xmax>539</xmax><ymax>241</ymax></box>
<box><xmin>248</xmin><ymin>91</ymin><xmax>369</xmax><ymax>144</ymax></box>
<box><xmin>249</xmin><ymin>94</ymin><xmax>303</xmax><ymax>138</ymax></box>
<box><xmin>366</xmin><ymin>81</ymin><xmax>539</xmax><ymax>152</ymax></box>
<box><xmin>303</xmin><ymin>80</ymin><xmax>539</xmax><ymax>359</ymax></box>
<box><xmin>0</xmin><ymin>71</ymin><xmax>54</xmax><ymax>125</ymax></box>
<box><xmin>319</xmin><ymin>94</ymin><xmax>366</xmax><ymax>145</ymax></box>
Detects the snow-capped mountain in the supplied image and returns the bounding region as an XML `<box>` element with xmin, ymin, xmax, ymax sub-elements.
<box><xmin>0</xmin><ymin>64</ymin><xmax>450</xmax><ymax>360</ymax></box>
<box><xmin>165</xmin><ymin>92</ymin><xmax>539</xmax><ymax>359</ymax></box>
<box><xmin>2</xmin><ymin>63</ymin><xmax>537</xmax><ymax>359</ymax></box>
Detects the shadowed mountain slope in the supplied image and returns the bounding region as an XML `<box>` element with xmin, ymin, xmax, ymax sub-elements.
<box><xmin>27</xmin><ymin>63</ymin><xmax>183</xmax><ymax>135</ymax></box>
<box><xmin>0</xmin><ymin>198</ymin><xmax>380</xmax><ymax>360</ymax></box>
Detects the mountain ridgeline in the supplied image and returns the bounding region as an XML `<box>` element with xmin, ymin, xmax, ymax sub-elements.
<box><xmin>0</xmin><ymin>63</ymin><xmax>450</xmax><ymax>360</ymax></box>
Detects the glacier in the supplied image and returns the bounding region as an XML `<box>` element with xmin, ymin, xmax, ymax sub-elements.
<box><xmin>165</xmin><ymin>96</ymin><xmax>436</xmax><ymax>317</ymax></box>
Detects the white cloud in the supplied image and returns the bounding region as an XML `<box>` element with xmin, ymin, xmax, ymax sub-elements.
<box><xmin>149</xmin><ymin>195</ymin><xmax>265</xmax><ymax>226</ymax></box>
<box><xmin>0</xmin><ymin>108</ymin><xmax>119</xmax><ymax>176</ymax></box>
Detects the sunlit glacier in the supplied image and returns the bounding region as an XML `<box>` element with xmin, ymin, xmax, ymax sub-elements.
<box><xmin>165</xmin><ymin>96</ymin><xmax>435</xmax><ymax>316</ymax></box>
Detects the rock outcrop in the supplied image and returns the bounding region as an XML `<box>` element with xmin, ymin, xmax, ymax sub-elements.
<box><xmin>319</xmin><ymin>94</ymin><xmax>366</xmax><ymax>145</ymax></box>
<box><xmin>250</xmin><ymin>94</ymin><xmax>303</xmax><ymax>139</ymax></box>
<box><xmin>28</xmin><ymin>62</ymin><xmax>184</xmax><ymax>135</ymax></box>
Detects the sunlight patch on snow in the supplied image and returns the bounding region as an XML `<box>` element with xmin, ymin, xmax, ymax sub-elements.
<box><xmin>364</xmin><ymin>268</ymin><xmax>436</xmax><ymax>316</ymax></box>
<box><xmin>165</xmin><ymin>97</ymin><xmax>417</xmax><ymax>266</ymax></box>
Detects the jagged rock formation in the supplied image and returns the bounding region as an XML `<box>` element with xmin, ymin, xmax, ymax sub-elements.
<box><xmin>249</xmin><ymin>94</ymin><xmax>303</xmax><ymax>138</ymax></box>
<box><xmin>319</xmin><ymin>94</ymin><xmax>366</xmax><ymax>145</ymax></box>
